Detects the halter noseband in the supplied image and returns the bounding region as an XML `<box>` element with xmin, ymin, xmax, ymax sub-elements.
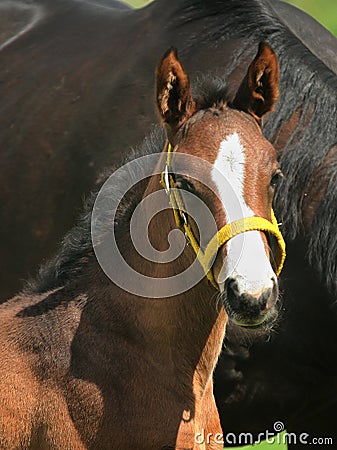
<box><xmin>160</xmin><ymin>143</ymin><xmax>286</xmax><ymax>289</ymax></box>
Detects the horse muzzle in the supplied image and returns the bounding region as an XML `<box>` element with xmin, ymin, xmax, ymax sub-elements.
<box><xmin>221</xmin><ymin>275</ymin><xmax>279</xmax><ymax>327</ymax></box>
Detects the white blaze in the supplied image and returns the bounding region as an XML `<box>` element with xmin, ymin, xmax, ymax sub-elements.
<box><xmin>211</xmin><ymin>133</ymin><xmax>276</xmax><ymax>295</ymax></box>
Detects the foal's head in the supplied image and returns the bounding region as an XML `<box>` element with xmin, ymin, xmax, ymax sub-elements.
<box><xmin>156</xmin><ymin>44</ymin><xmax>284</xmax><ymax>327</ymax></box>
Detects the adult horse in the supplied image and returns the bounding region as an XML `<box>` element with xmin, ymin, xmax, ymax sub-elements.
<box><xmin>1</xmin><ymin>0</ymin><xmax>337</xmax><ymax>447</ymax></box>
<box><xmin>0</xmin><ymin>44</ymin><xmax>284</xmax><ymax>449</ymax></box>
<box><xmin>0</xmin><ymin>0</ymin><xmax>336</xmax><ymax>300</ymax></box>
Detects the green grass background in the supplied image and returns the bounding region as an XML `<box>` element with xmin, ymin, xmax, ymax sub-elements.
<box><xmin>125</xmin><ymin>0</ymin><xmax>337</xmax><ymax>37</ymax></box>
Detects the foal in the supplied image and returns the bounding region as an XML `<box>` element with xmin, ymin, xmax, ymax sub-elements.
<box><xmin>0</xmin><ymin>44</ymin><xmax>283</xmax><ymax>449</ymax></box>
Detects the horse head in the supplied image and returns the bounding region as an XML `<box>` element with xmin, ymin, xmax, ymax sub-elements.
<box><xmin>156</xmin><ymin>43</ymin><xmax>284</xmax><ymax>327</ymax></box>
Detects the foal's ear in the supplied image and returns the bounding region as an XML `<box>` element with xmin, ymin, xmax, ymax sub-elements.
<box><xmin>232</xmin><ymin>42</ymin><xmax>279</xmax><ymax>123</ymax></box>
<box><xmin>156</xmin><ymin>48</ymin><xmax>196</xmax><ymax>137</ymax></box>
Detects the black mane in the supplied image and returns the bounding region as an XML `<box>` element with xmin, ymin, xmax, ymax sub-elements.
<box><xmin>266</xmin><ymin>30</ymin><xmax>337</xmax><ymax>295</ymax></box>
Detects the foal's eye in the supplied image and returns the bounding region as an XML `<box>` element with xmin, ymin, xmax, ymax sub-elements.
<box><xmin>270</xmin><ymin>169</ymin><xmax>284</xmax><ymax>188</ymax></box>
<box><xmin>175</xmin><ymin>176</ymin><xmax>195</xmax><ymax>193</ymax></box>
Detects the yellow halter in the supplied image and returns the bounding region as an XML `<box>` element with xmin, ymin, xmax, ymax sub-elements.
<box><xmin>160</xmin><ymin>143</ymin><xmax>286</xmax><ymax>289</ymax></box>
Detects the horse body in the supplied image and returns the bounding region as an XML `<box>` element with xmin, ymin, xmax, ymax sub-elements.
<box><xmin>0</xmin><ymin>278</ymin><xmax>224</xmax><ymax>449</ymax></box>
<box><xmin>0</xmin><ymin>44</ymin><xmax>282</xmax><ymax>448</ymax></box>
<box><xmin>0</xmin><ymin>0</ymin><xmax>142</xmax><ymax>298</ymax></box>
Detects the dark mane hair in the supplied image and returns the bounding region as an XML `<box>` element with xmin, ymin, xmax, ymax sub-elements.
<box><xmin>265</xmin><ymin>26</ymin><xmax>337</xmax><ymax>295</ymax></box>
<box><xmin>270</xmin><ymin>48</ymin><xmax>337</xmax><ymax>293</ymax></box>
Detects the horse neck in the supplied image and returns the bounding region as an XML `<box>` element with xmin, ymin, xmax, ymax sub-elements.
<box><xmin>92</xmin><ymin>169</ymin><xmax>228</xmax><ymax>391</ymax></box>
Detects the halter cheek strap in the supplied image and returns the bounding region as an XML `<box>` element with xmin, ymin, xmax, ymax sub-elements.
<box><xmin>160</xmin><ymin>143</ymin><xmax>286</xmax><ymax>289</ymax></box>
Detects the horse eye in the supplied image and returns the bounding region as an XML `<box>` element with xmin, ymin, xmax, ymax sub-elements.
<box><xmin>175</xmin><ymin>176</ymin><xmax>195</xmax><ymax>193</ymax></box>
<box><xmin>270</xmin><ymin>169</ymin><xmax>283</xmax><ymax>188</ymax></box>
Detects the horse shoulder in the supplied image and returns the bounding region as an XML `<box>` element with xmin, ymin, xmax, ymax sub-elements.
<box><xmin>0</xmin><ymin>299</ymin><xmax>41</xmax><ymax>448</ymax></box>
<box><xmin>0</xmin><ymin>294</ymin><xmax>93</xmax><ymax>448</ymax></box>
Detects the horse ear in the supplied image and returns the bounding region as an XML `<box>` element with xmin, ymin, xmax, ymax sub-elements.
<box><xmin>156</xmin><ymin>48</ymin><xmax>196</xmax><ymax>138</ymax></box>
<box><xmin>232</xmin><ymin>42</ymin><xmax>279</xmax><ymax>123</ymax></box>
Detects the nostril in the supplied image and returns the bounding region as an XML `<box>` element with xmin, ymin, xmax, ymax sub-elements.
<box><xmin>259</xmin><ymin>280</ymin><xmax>279</xmax><ymax>311</ymax></box>
<box><xmin>225</xmin><ymin>277</ymin><xmax>239</xmax><ymax>297</ymax></box>
<box><xmin>258</xmin><ymin>288</ymin><xmax>272</xmax><ymax>310</ymax></box>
